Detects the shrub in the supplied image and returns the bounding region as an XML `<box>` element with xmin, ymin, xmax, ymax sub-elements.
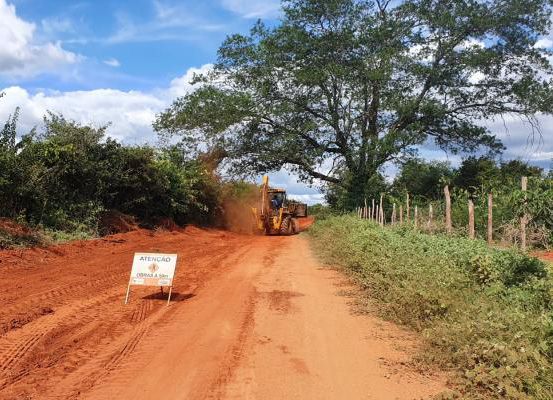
<box><xmin>0</xmin><ymin>113</ymin><xmax>222</xmax><ymax>237</ymax></box>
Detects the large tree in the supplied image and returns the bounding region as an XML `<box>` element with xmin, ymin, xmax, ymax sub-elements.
<box><xmin>155</xmin><ymin>0</ymin><xmax>553</xmax><ymax>208</ymax></box>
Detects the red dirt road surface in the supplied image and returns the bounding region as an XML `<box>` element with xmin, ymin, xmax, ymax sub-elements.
<box><xmin>0</xmin><ymin>227</ymin><xmax>446</xmax><ymax>400</ymax></box>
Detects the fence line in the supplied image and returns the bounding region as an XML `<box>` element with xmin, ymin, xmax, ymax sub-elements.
<box><xmin>355</xmin><ymin>176</ymin><xmax>531</xmax><ymax>251</ymax></box>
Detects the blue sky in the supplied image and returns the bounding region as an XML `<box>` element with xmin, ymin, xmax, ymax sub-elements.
<box><xmin>3</xmin><ymin>0</ymin><xmax>280</xmax><ymax>91</ymax></box>
<box><xmin>0</xmin><ymin>0</ymin><xmax>552</xmax><ymax>204</ymax></box>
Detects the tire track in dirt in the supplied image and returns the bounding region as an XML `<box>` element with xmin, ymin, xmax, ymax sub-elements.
<box><xmin>78</xmin><ymin>242</ymin><xmax>259</xmax><ymax>400</ymax></box>
<box><xmin>0</xmin><ymin>333</ymin><xmax>44</xmax><ymax>376</ymax></box>
<box><xmin>0</xmin><ymin>227</ymin><xmax>254</xmax><ymax>400</ymax></box>
<box><xmin>0</xmin><ymin>289</ymin><xmax>126</xmax><ymax>396</ymax></box>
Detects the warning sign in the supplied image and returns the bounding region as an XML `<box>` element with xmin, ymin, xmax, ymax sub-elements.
<box><xmin>125</xmin><ymin>253</ymin><xmax>178</xmax><ymax>305</ymax></box>
<box><xmin>128</xmin><ymin>253</ymin><xmax>177</xmax><ymax>287</ymax></box>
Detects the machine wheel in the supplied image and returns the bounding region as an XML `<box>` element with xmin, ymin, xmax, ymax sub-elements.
<box><xmin>280</xmin><ymin>216</ymin><xmax>293</xmax><ymax>235</ymax></box>
<box><xmin>291</xmin><ymin>218</ymin><xmax>299</xmax><ymax>234</ymax></box>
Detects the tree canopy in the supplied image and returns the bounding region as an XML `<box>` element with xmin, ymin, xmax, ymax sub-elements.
<box><xmin>391</xmin><ymin>158</ymin><xmax>454</xmax><ymax>200</ymax></box>
<box><xmin>155</xmin><ymin>0</ymin><xmax>553</xmax><ymax>208</ymax></box>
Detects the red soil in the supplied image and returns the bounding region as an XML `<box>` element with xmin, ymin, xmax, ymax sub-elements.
<box><xmin>296</xmin><ymin>215</ymin><xmax>315</xmax><ymax>231</ymax></box>
<box><xmin>0</xmin><ymin>218</ymin><xmax>35</xmax><ymax>237</ymax></box>
<box><xmin>535</xmin><ymin>250</ymin><xmax>553</xmax><ymax>263</ymax></box>
<box><xmin>0</xmin><ymin>226</ymin><xmax>446</xmax><ymax>399</ymax></box>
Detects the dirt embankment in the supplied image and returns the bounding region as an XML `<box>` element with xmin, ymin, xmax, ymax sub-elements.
<box><xmin>534</xmin><ymin>251</ymin><xmax>553</xmax><ymax>267</ymax></box>
<box><xmin>0</xmin><ymin>226</ymin><xmax>446</xmax><ymax>399</ymax></box>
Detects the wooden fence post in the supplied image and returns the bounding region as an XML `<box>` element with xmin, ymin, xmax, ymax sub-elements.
<box><xmin>444</xmin><ymin>185</ymin><xmax>452</xmax><ymax>234</ymax></box>
<box><xmin>399</xmin><ymin>205</ymin><xmax>403</xmax><ymax>224</ymax></box>
<box><xmin>428</xmin><ymin>203</ymin><xmax>433</xmax><ymax>232</ymax></box>
<box><xmin>372</xmin><ymin>199</ymin><xmax>376</xmax><ymax>221</ymax></box>
<box><xmin>406</xmin><ymin>193</ymin><xmax>410</xmax><ymax>223</ymax></box>
<box><xmin>379</xmin><ymin>194</ymin><xmax>384</xmax><ymax>225</ymax></box>
<box><xmin>414</xmin><ymin>206</ymin><xmax>418</xmax><ymax>229</ymax></box>
<box><xmin>521</xmin><ymin>176</ymin><xmax>527</xmax><ymax>252</ymax></box>
<box><xmin>468</xmin><ymin>199</ymin><xmax>475</xmax><ymax>239</ymax></box>
<box><xmin>487</xmin><ymin>193</ymin><xmax>493</xmax><ymax>245</ymax></box>
<box><xmin>392</xmin><ymin>203</ymin><xmax>396</xmax><ymax>225</ymax></box>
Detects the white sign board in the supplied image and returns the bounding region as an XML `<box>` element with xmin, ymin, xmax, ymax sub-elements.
<box><xmin>129</xmin><ymin>253</ymin><xmax>178</xmax><ymax>287</ymax></box>
<box><xmin>125</xmin><ymin>253</ymin><xmax>178</xmax><ymax>305</ymax></box>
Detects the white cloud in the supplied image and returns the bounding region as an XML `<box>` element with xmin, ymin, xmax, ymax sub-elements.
<box><xmin>0</xmin><ymin>86</ymin><xmax>164</xmax><ymax>142</ymax></box>
<box><xmin>41</xmin><ymin>17</ymin><xmax>74</xmax><ymax>35</ymax></box>
<box><xmin>106</xmin><ymin>2</ymin><xmax>225</xmax><ymax>44</ymax></box>
<box><xmin>468</xmin><ymin>71</ymin><xmax>485</xmax><ymax>84</ymax></box>
<box><xmin>485</xmin><ymin>114</ymin><xmax>553</xmax><ymax>165</ymax></box>
<box><xmin>456</xmin><ymin>38</ymin><xmax>485</xmax><ymax>50</ymax></box>
<box><xmin>221</xmin><ymin>0</ymin><xmax>281</xmax><ymax>18</ymax></box>
<box><xmin>103</xmin><ymin>58</ymin><xmax>121</xmax><ymax>67</ymax></box>
<box><xmin>167</xmin><ymin>64</ymin><xmax>212</xmax><ymax>97</ymax></box>
<box><xmin>534</xmin><ymin>38</ymin><xmax>553</xmax><ymax>49</ymax></box>
<box><xmin>287</xmin><ymin>193</ymin><xmax>325</xmax><ymax>205</ymax></box>
<box><xmin>268</xmin><ymin>170</ymin><xmax>325</xmax><ymax>204</ymax></box>
<box><xmin>408</xmin><ymin>43</ymin><xmax>437</xmax><ymax>63</ymax></box>
<box><xmin>0</xmin><ymin>64</ymin><xmax>212</xmax><ymax>144</ymax></box>
<box><xmin>0</xmin><ymin>0</ymin><xmax>81</xmax><ymax>79</ymax></box>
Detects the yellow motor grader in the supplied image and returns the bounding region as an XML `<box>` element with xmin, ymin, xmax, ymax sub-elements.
<box><xmin>251</xmin><ymin>176</ymin><xmax>308</xmax><ymax>235</ymax></box>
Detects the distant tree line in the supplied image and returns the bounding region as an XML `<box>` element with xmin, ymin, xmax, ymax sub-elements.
<box><xmin>390</xmin><ymin>156</ymin><xmax>546</xmax><ymax>200</ymax></box>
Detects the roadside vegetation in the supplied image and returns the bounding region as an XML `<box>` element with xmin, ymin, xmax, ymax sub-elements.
<box><xmin>310</xmin><ymin>215</ymin><xmax>553</xmax><ymax>400</ymax></box>
<box><xmin>384</xmin><ymin>157</ymin><xmax>553</xmax><ymax>248</ymax></box>
<box><xmin>0</xmin><ymin>110</ymin><xmax>225</xmax><ymax>248</ymax></box>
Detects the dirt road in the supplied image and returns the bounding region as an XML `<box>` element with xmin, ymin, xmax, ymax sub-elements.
<box><xmin>0</xmin><ymin>227</ymin><xmax>446</xmax><ymax>400</ymax></box>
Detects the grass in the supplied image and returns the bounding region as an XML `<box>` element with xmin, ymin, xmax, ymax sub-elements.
<box><xmin>309</xmin><ymin>215</ymin><xmax>553</xmax><ymax>400</ymax></box>
<box><xmin>0</xmin><ymin>222</ymin><xmax>95</xmax><ymax>250</ymax></box>
<box><xmin>0</xmin><ymin>229</ymin><xmax>46</xmax><ymax>249</ymax></box>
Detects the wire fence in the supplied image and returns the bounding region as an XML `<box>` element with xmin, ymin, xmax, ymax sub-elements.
<box><xmin>356</xmin><ymin>177</ymin><xmax>537</xmax><ymax>251</ymax></box>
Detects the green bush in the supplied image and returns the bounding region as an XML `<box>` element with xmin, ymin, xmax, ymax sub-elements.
<box><xmin>0</xmin><ymin>112</ymin><xmax>222</xmax><ymax>237</ymax></box>
<box><xmin>307</xmin><ymin>204</ymin><xmax>336</xmax><ymax>221</ymax></box>
<box><xmin>310</xmin><ymin>215</ymin><xmax>553</xmax><ymax>399</ymax></box>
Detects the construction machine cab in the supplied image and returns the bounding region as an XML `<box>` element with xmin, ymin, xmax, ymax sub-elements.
<box><xmin>270</xmin><ymin>190</ymin><xmax>285</xmax><ymax>211</ymax></box>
